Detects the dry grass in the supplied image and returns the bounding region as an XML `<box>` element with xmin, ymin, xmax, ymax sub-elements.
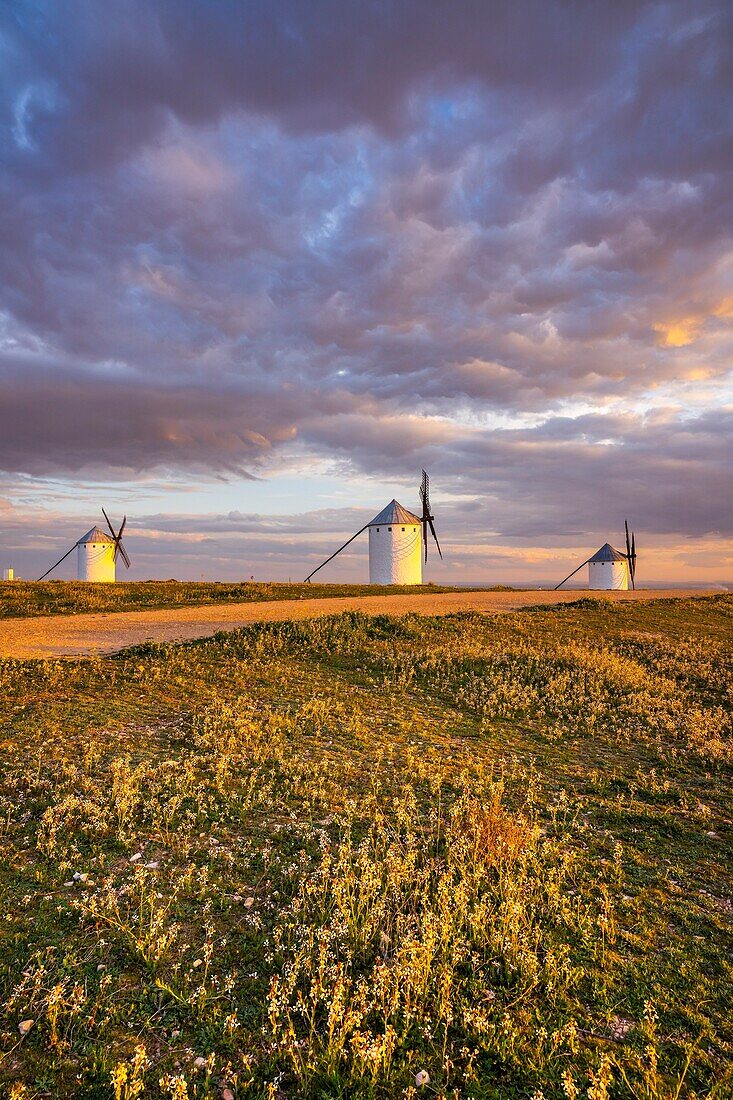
<box><xmin>0</xmin><ymin>580</ymin><xmax>489</xmax><ymax>620</ymax></box>
<box><xmin>0</xmin><ymin>596</ymin><xmax>731</xmax><ymax>1098</ymax></box>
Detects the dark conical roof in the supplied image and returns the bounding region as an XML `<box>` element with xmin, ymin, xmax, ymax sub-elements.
<box><xmin>368</xmin><ymin>499</ymin><xmax>422</xmax><ymax>526</ymax></box>
<box><xmin>589</xmin><ymin>542</ymin><xmax>628</xmax><ymax>563</ymax></box>
<box><xmin>76</xmin><ymin>526</ymin><xmax>115</xmax><ymax>545</ymax></box>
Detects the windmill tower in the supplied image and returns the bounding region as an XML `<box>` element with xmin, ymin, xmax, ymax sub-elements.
<box><xmin>367</xmin><ymin>501</ymin><xmax>423</xmax><ymax>584</ymax></box>
<box><xmin>39</xmin><ymin>510</ymin><xmax>131</xmax><ymax>583</ymax></box>
<box><xmin>588</xmin><ymin>544</ymin><xmax>630</xmax><ymax>590</ymax></box>
<box><xmin>555</xmin><ymin>521</ymin><xmax>638</xmax><ymax>591</ymax></box>
<box><xmin>77</xmin><ymin>526</ymin><xmax>117</xmax><ymax>582</ymax></box>
<box><xmin>304</xmin><ymin>470</ymin><xmax>443</xmax><ymax>584</ymax></box>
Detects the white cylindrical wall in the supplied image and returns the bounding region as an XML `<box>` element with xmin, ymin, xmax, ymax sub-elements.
<box><xmin>368</xmin><ymin>523</ymin><xmax>422</xmax><ymax>585</ymax></box>
<box><xmin>588</xmin><ymin>560</ymin><xmax>629</xmax><ymax>590</ymax></box>
<box><xmin>77</xmin><ymin>541</ymin><xmax>116</xmax><ymax>582</ymax></box>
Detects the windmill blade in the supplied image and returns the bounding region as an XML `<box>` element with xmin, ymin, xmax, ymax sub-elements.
<box><xmin>103</xmin><ymin>511</ymin><xmax>129</xmax><ymax>565</ymax></box>
<box><xmin>103</xmin><ymin>507</ymin><xmax>122</xmax><ymax>558</ymax></box>
<box><xmin>112</xmin><ymin>517</ymin><xmax>128</xmax><ymax>563</ymax></box>
<box><xmin>420</xmin><ymin>469</ymin><xmax>435</xmax><ymax>562</ymax></box>
<box><xmin>102</xmin><ymin>508</ymin><xmax>117</xmax><ymax>540</ymax></box>
<box><xmin>304</xmin><ymin>524</ymin><xmax>368</xmax><ymax>583</ymax></box>
<box><xmin>37</xmin><ymin>543</ymin><xmax>76</xmax><ymax>581</ymax></box>
<box><xmin>554</xmin><ymin>558</ymin><xmax>591</xmax><ymax>590</ymax></box>
<box><xmin>630</xmin><ymin>531</ymin><xmax>636</xmax><ymax>588</ymax></box>
<box><xmin>427</xmin><ymin>516</ymin><xmax>443</xmax><ymax>560</ymax></box>
<box><xmin>117</xmin><ymin>541</ymin><xmax>131</xmax><ymax>569</ymax></box>
<box><xmin>623</xmin><ymin>519</ymin><xmax>636</xmax><ymax>590</ymax></box>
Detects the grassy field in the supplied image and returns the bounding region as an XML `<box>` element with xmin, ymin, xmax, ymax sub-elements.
<box><xmin>0</xmin><ymin>581</ymin><xmax>495</xmax><ymax>620</ymax></box>
<box><xmin>1</xmin><ymin>596</ymin><xmax>731</xmax><ymax>1099</ymax></box>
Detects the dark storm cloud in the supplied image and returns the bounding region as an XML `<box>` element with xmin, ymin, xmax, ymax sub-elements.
<box><xmin>0</xmin><ymin>349</ymin><xmax>330</xmax><ymax>477</ymax></box>
<box><xmin>0</xmin><ymin>0</ymin><xmax>731</xmax><ymax>552</ymax></box>
<box><xmin>1</xmin><ymin>0</ymin><xmax>659</xmax><ymax>165</ymax></box>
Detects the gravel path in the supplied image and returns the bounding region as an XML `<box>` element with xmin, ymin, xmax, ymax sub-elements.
<box><xmin>0</xmin><ymin>588</ymin><xmax>714</xmax><ymax>659</ymax></box>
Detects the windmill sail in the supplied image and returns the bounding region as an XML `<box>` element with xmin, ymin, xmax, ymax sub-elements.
<box><xmin>419</xmin><ymin>469</ymin><xmax>443</xmax><ymax>562</ymax></box>
<box><xmin>102</xmin><ymin>509</ymin><xmax>131</xmax><ymax>569</ymax></box>
<box><xmin>624</xmin><ymin>520</ymin><xmax>636</xmax><ymax>589</ymax></box>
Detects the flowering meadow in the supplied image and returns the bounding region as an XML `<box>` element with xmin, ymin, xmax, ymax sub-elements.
<box><xmin>1</xmin><ymin>596</ymin><xmax>731</xmax><ymax>1098</ymax></box>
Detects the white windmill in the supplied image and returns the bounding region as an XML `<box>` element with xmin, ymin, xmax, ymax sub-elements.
<box><xmin>555</xmin><ymin>521</ymin><xmax>638</xmax><ymax>591</ymax></box>
<box><xmin>304</xmin><ymin>470</ymin><xmax>443</xmax><ymax>585</ymax></box>
<box><xmin>366</xmin><ymin>500</ymin><xmax>423</xmax><ymax>584</ymax></box>
<box><xmin>38</xmin><ymin>510</ymin><xmax>131</xmax><ymax>583</ymax></box>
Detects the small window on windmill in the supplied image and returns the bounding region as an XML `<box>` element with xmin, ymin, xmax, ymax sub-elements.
<box><xmin>402</xmin><ymin>527</ymin><xmax>405</xmax><ymax>531</ymax></box>
<box><xmin>388</xmin><ymin>526</ymin><xmax>392</xmax><ymax>531</ymax></box>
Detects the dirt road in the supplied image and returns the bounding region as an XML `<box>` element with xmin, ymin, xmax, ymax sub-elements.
<box><xmin>0</xmin><ymin>588</ymin><xmax>716</xmax><ymax>659</ymax></box>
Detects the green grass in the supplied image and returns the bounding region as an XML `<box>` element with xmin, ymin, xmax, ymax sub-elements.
<box><xmin>0</xmin><ymin>596</ymin><xmax>731</xmax><ymax>1099</ymax></box>
<box><xmin>0</xmin><ymin>580</ymin><xmax>498</xmax><ymax>620</ymax></box>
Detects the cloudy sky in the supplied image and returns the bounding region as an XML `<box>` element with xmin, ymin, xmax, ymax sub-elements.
<box><xmin>1</xmin><ymin>0</ymin><xmax>731</xmax><ymax>585</ymax></box>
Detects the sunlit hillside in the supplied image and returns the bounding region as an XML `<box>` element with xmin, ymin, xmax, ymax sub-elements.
<box><xmin>1</xmin><ymin>597</ymin><xmax>731</xmax><ymax>1098</ymax></box>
